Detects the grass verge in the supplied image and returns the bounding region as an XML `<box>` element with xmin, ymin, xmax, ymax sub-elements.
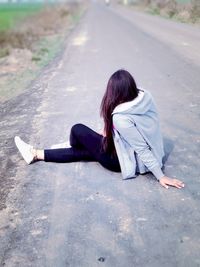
<box><xmin>126</xmin><ymin>0</ymin><xmax>200</xmax><ymax>24</ymax></box>
<box><xmin>0</xmin><ymin>2</ymin><xmax>87</xmax><ymax>102</ymax></box>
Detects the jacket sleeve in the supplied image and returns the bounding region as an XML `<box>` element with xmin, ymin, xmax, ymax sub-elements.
<box><xmin>113</xmin><ymin>114</ymin><xmax>164</xmax><ymax>181</ymax></box>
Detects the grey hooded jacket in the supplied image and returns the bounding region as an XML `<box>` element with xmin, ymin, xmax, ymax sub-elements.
<box><xmin>112</xmin><ymin>89</ymin><xmax>165</xmax><ymax>180</ymax></box>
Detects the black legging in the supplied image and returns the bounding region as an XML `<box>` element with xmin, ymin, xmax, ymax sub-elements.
<box><xmin>44</xmin><ymin>124</ymin><xmax>121</xmax><ymax>172</ymax></box>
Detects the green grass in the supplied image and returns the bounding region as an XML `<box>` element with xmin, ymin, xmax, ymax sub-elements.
<box><xmin>0</xmin><ymin>3</ymin><xmax>44</xmax><ymax>31</ymax></box>
<box><xmin>32</xmin><ymin>35</ymin><xmax>63</xmax><ymax>67</ymax></box>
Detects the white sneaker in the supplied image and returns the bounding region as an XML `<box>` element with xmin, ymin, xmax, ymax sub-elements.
<box><xmin>14</xmin><ymin>136</ymin><xmax>35</xmax><ymax>164</ymax></box>
<box><xmin>50</xmin><ymin>141</ymin><xmax>71</xmax><ymax>149</ymax></box>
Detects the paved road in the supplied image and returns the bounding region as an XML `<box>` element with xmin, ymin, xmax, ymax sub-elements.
<box><xmin>0</xmin><ymin>2</ymin><xmax>200</xmax><ymax>266</ymax></box>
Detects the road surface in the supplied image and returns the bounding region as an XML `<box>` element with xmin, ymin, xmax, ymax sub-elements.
<box><xmin>0</xmin><ymin>1</ymin><xmax>200</xmax><ymax>266</ymax></box>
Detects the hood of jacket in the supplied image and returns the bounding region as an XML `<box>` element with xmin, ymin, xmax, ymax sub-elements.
<box><xmin>113</xmin><ymin>89</ymin><xmax>155</xmax><ymax>116</ymax></box>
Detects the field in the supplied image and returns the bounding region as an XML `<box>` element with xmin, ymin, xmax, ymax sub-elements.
<box><xmin>0</xmin><ymin>3</ymin><xmax>44</xmax><ymax>31</ymax></box>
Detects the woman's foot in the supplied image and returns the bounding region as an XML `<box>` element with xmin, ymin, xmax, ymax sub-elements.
<box><xmin>14</xmin><ymin>136</ymin><xmax>36</xmax><ymax>164</ymax></box>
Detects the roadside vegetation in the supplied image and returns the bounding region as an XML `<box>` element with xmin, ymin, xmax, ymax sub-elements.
<box><xmin>0</xmin><ymin>2</ymin><xmax>86</xmax><ymax>102</ymax></box>
<box><xmin>128</xmin><ymin>0</ymin><xmax>200</xmax><ymax>24</ymax></box>
<box><xmin>0</xmin><ymin>3</ymin><xmax>43</xmax><ymax>31</ymax></box>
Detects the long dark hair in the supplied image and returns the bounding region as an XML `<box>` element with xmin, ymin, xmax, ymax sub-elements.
<box><xmin>100</xmin><ymin>69</ymin><xmax>139</xmax><ymax>155</ymax></box>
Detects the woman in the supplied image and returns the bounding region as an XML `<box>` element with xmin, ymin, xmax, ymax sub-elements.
<box><xmin>15</xmin><ymin>69</ymin><xmax>184</xmax><ymax>189</ymax></box>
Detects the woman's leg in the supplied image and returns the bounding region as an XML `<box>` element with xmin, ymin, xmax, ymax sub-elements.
<box><xmin>44</xmin><ymin>147</ymin><xmax>94</xmax><ymax>163</ymax></box>
<box><xmin>69</xmin><ymin>123</ymin><xmax>103</xmax><ymax>152</ymax></box>
<box><xmin>43</xmin><ymin>123</ymin><xmax>102</xmax><ymax>163</ymax></box>
<box><xmin>67</xmin><ymin>124</ymin><xmax>121</xmax><ymax>172</ymax></box>
<box><xmin>15</xmin><ymin>124</ymin><xmax>121</xmax><ymax>172</ymax></box>
<box><xmin>14</xmin><ymin>136</ymin><xmax>94</xmax><ymax>164</ymax></box>
<box><xmin>44</xmin><ymin>123</ymin><xmax>120</xmax><ymax>171</ymax></box>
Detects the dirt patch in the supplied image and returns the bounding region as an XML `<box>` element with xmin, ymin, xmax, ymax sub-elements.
<box><xmin>0</xmin><ymin>2</ymin><xmax>86</xmax><ymax>102</ymax></box>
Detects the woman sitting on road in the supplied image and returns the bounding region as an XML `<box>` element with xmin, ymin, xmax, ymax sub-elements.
<box><xmin>15</xmin><ymin>69</ymin><xmax>184</xmax><ymax>189</ymax></box>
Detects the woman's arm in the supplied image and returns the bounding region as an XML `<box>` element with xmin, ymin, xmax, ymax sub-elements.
<box><xmin>113</xmin><ymin>115</ymin><xmax>184</xmax><ymax>189</ymax></box>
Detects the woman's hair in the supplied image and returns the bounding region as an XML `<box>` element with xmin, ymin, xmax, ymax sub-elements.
<box><xmin>100</xmin><ymin>69</ymin><xmax>139</xmax><ymax>155</ymax></box>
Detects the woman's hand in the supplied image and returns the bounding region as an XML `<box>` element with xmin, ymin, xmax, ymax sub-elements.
<box><xmin>159</xmin><ymin>176</ymin><xmax>185</xmax><ymax>189</ymax></box>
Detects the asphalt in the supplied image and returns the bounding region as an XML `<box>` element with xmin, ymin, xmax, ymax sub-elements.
<box><xmin>0</xmin><ymin>2</ymin><xmax>200</xmax><ymax>267</ymax></box>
